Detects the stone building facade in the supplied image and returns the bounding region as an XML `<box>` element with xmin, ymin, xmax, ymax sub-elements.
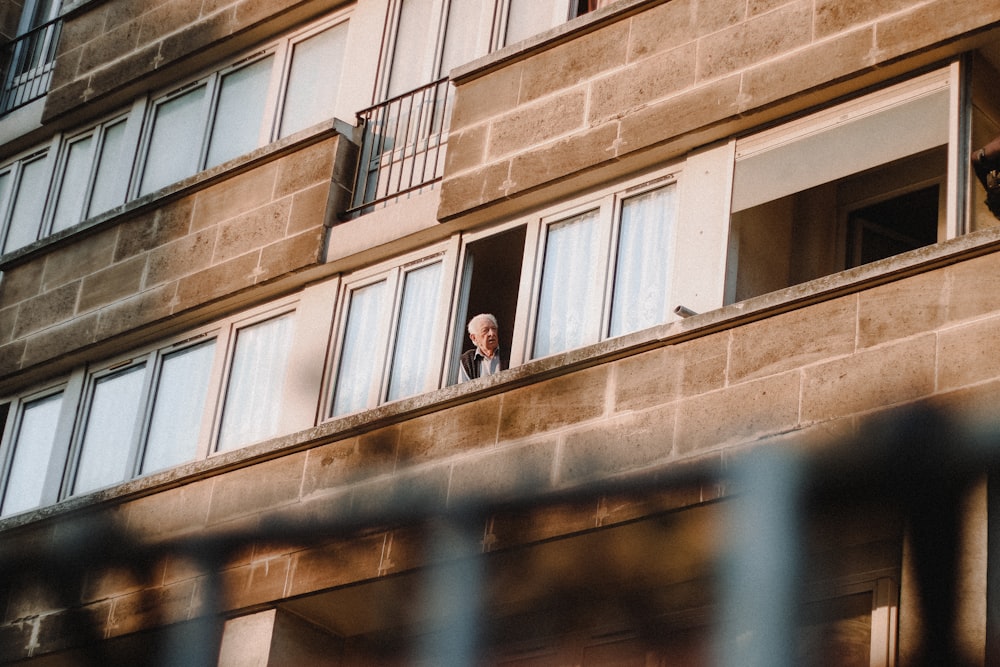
<box><xmin>0</xmin><ymin>0</ymin><xmax>998</xmax><ymax>664</ymax></box>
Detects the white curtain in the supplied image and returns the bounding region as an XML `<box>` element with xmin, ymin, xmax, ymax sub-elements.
<box><xmin>74</xmin><ymin>364</ymin><xmax>146</xmax><ymax>494</ymax></box>
<box><xmin>142</xmin><ymin>340</ymin><xmax>216</xmax><ymax>474</ymax></box>
<box><xmin>1</xmin><ymin>392</ymin><xmax>63</xmax><ymax>516</ymax></box>
<box><xmin>533</xmin><ymin>209</ymin><xmax>602</xmax><ymax>358</ymax></box>
<box><xmin>5</xmin><ymin>155</ymin><xmax>48</xmax><ymax>253</ymax></box>
<box><xmin>88</xmin><ymin>119</ymin><xmax>129</xmax><ymax>219</ymax></box>
<box><xmin>609</xmin><ymin>185</ymin><xmax>675</xmax><ymax>337</ymax></box>
<box><xmin>140</xmin><ymin>85</ymin><xmax>206</xmax><ymax>196</ymax></box>
<box><xmin>387</xmin><ymin>262</ymin><xmax>442</xmax><ymax>401</ymax></box>
<box><xmin>50</xmin><ymin>134</ymin><xmax>93</xmax><ymax>233</ymax></box>
<box><xmin>332</xmin><ymin>281</ymin><xmax>387</xmax><ymax>416</ymax></box>
<box><xmin>207</xmin><ymin>56</ymin><xmax>272</xmax><ymax>168</ymax></box>
<box><xmin>280</xmin><ymin>22</ymin><xmax>348</xmax><ymax>138</ymax></box>
<box><xmin>217</xmin><ymin>314</ymin><xmax>294</xmax><ymax>451</ymax></box>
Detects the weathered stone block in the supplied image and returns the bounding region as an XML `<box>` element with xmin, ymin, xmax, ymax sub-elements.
<box><xmin>858</xmin><ymin>271</ymin><xmax>948</xmax><ymax>349</ymax></box>
<box><xmin>398</xmin><ymin>394</ymin><xmax>502</xmax><ymax>463</ymax></box>
<box><xmin>207</xmin><ymin>452</ymin><xmax>308</xmax><ymax>525</ymax></box>
<box><xmin>946</xmin><ymin>251</ymin><xmax>1000</xmax><ymax>323</ymax></box>
<box><xmin>437</xmin><ymin>160</ymin><xmax>511</xmax><ymax>220</ymax></box>
<box><xmin>730</xmin><ymin>296</ymin><xmax>857</xmax><ymax>383</ymax></box>
<box><xmin>145</xmin><ymin>228</ymin><xmax>217</xmax><ymax>286</ymax></box>
<box><xmin>507</xmin><ymin>122</ymin><xmax>620</xmax><ymax>194</ymax></box>
<box><xmin>487</xmin><ymin>88</ymin><xmax>587</xmax><ymax>160</ymax></box>
<box><xmin>560</xmin><ymin>403</ymin><xmax>676</xmax><ymax>485</ymax></box>
<box><xmin>14</xmin><ymin>281</ymin><xmax>82</xmax><ymax>339</ymax></box>
<box><xmin>257</xmin><ymin>228</ymin><xmax>325</xmax><ymax>281</ymax></box>
<box><xmin>274</xmin><ymin>139</ymin><xmax>337</xmax><ymax>200</ymax></box>
<box><xmin>286</xmin><ymin>533</ymin><xmax>386</xmax><ymax>597</ymax></box>
<box><xmin>20</xmin><ymin>314</ymin><xmax>100</xmax><ymax>368</ymax></box>
<box><xmin>499</xmin><ymin>365</ymin><xmax>609</xmax><ymax>441</ymax></box>
<box><xmin>815</xmin><ymin>0</ymin><xmax>921</xmax><ymax>40</ymax></box>
<box><xmin>615</xmin><ymin>332</ymin><xmax>728</xmax><ymax>412</ymax></box>
<box><xmin>626</xmin><ymin>0</ymin><xmax>696</xmax><ymax>63</ymax></box>
<box><xmin>450</xmin><ymin>64</ymin><xmax>522</xmax><ymax>129</ymax></box>
<box><xmin>518</xmin><ymin>20</ymin><xmax>630</xmax><ymax>104</ymax></box>
<box><xmin>77</xmin><ymin>255</ymin><xmax>146</xmax><ymax>313</ymax></box>
<box><xmin>0</xmin><ymin>260</ymin><xmax>43</xmax><ymax>305</ymax></box>
<box><xmin>449</xmin><ymin>439</ymin><xmax>557</xmax><ymax>504</ymax></box>
<box><xmin>487</xmin><ymin>499</ymin><xmax>601</xmax><ymax>550</ymax></box>
<box><xmin>589</xmin><ymin>43</ymin><xmax>697</xmax><ymax>125</ymax></box>
<box><xmin>801</xmin><ymin>334</ymin><xmax>936</xmax><ymax>422</ymax></box>
<box><xmin>174</xmin><ymin>252</ymin><xmax>258</xmax><ymax>307</ymax></box>
<box><xmin>442</xmin><ymin>123</ymin><xmax>489</xmax><ymax>176</ymax></box>
<box><xmin>219</xmin><ymin>556</ymin><xmax>291</xmax><ymax>609</ymax></box>
<box><xmin>40</xmin><ymin>228</ymin><xmax>117</xmax><ymax>292</ymax></box>
<box><xmin>94</xmin><ymin>284</ymin><xmax>178</xmax><ymax>339</ymax></box>
<box><xmin>698</xmin><ymin>0</ymin><xmax>811</xmax><ymax>81</ymax></box>
<box><xmin>214</xmin><ymin>199</ymin><xmax>292</xmax><ymax>264</ymax></box>
<box><xmin>674</xmin><ymin>371</ymin><xmax>801</xmax><ymax>454</ymax></box>
<box><xmin>106</xmin><ymin>579</ymin><xmax>197</xmax><ymax>637</ymax></box>
<box><xmin>192</xmin><ymin>164</ymin><xmax>278</xmax><ymax>229</ymax></box>
<box><xmin>302</xmin><ymin>428</ymin><xmax>399</xmax><ymax>496</ymax></box>
<box><xmin>125</xmin><ymin>480</ymin><xmax>214</xmax><ymax>540</ymax></box>
<box><xmin>288</xmin><ymin>181</ymin><xmax>332</xmax><ymax>234</ymax></box>
<box><xmin>938</xmin><ymin>316</ymin><xmax>1000</xmax><ymax>392</ymax></box>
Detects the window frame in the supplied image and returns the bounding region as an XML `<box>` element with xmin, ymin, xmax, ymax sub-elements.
<box><xmin>324</xmin><ymin>240</ymin><xmax>459</xmax><ymax>418</ymax></box>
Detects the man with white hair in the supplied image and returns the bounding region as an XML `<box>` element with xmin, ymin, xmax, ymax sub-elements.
<box><xmin>458</xmin><ymin>313</ymin><xmax>506</xmax><ymax>382</ymax></box>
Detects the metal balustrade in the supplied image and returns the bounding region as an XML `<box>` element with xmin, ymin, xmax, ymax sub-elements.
<box><xmin>0</xmin><ymin>405</ymin><xmax>988</xmax><ymax>665</ymax></box>
<box><xmin>0</xmin><ymin>17</ymin><xmax>61</xmax><ymax>116</ymax></box>
<box><xmin>344</xmin><ymin>78</ymin><xmax>452</xmax><ymax>219</ymax></box>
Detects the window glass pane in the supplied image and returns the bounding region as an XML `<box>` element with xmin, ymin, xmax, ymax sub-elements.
<box><xmin>74</xmin><ymin>364</ymin><xmax>146</xmax><ymax>495</ymax></box>
<box><xmin>332</xmin><ymin>281</ymin><xmax>387</xmax><ymax>416</ymax></box>
<box><xmin>533</xmin><ymin>209</ymin><xmax>603</xmax><ymax>358</ymax></box>
<box><xmin>1</xmin><ymin>392</ymin><xmax>62</xmax><ymax>516</ymax></box>
<box><xmin>440</xmin><ymin>0</ymin><xmax>491</xmax><ymax>75</ymax></box>
<box><xmin>609</xmin><ymin>185</ymin><xmax>676</xmax><ymax>337</ymax></box>
<box><xmin>280</xmin><ymin>23</ymin><xmax>347</xmax><ymax>138</ymax></box>
<box><xmin>207</xmin><ymin>55</ymin><xmax>274</xmax><ymax>168</ymax></box>
<box><xmin>140</xmin><ymin>85</ymin><xmax>207</xmax><ymax>196</ymax></box>
<box><xmin>141</xmin><ymin>339</ymin><xmax>216</xmax><ymax>474</ymax></box>
<box><xmin>88</xmin><ymin>119</ymin><xmax>129</xmax><ymax>218</ymax></box>
<box><xmin>50</xmin><ymin>134</ymin><xmax>95</xmax><ymax>233</ymax></box>
<box><xmin>217</xmin><ymin>314</ymin><xmax>294</xmax><ymax>451</ymax></box>
<box><xmin>387</xmin><ymin>262</ymin><xmax>442</xmax><ymax>401</ymax></box>
<box><xmin>4</xmin><ymin>155</ymin><xmax>48</xmax><ymax>253</ymax></box>
<box><xmin>387</xmin><ymin>0</ymin><xmax>435</xmax><ymax>98</ymax></box>
<box><xmin>505</xmin><ymin>0</ymin><xmax>566</xmax><ymax>45</ymax></box>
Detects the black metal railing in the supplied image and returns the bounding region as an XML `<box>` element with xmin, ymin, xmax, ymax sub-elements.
<box><xmin>345</xmin><ymin>78</ymin><xmax>452</xmax><ymax>218</ymax></box>
<box><xmin>0</xmin><ymin>17</ymin><xmax>61</xmax><ymax>116</ymax></box>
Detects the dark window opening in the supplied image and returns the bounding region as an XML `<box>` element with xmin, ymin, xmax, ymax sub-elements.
<box><xmin>454</xmin><ymin>226</ymin><xmax>526</xmax><ymax>381</ymax></box>
<box><xmin>846</xmin><ymin>184</ymin><xmax>940</xmax><ymax>269</ymax></box>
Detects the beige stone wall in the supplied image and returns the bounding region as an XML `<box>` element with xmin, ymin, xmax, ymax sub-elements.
<box><xmin>45</xmin><ymin>0</ymin><xmax>349</xmax><ymax>122</ymax></box>
<box><xmin>2</xmin><ymin>243</ymin><xmax>997</xmax><ymax>661</ymax></box>
<box><xmin>440</xmin><ymin>0</ymin><xmax>1000</xmax><ymax>220</ymax></box>
<box><xmin>0</xmin><ymin>135</ymin><xmax>348</xmax><ymax>381</ymax></box>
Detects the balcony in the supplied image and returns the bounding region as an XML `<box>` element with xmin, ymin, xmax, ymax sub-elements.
<box><xmin>0</xmin><ymin>17</ymin><xmax>61</xmax><ymax>116</ymax></box>
<box><xmin>344</xmin><ymin>78</ymin><xmax>451</xmax><ymax>218</ymax></box>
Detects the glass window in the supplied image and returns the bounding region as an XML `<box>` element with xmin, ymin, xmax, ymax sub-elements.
<box><xmin>207</xmin><ymin>56</ymin><xmax>274</xmax><ymax>168</ymax></box>
<box><xmin>533</xmin><ymin>209</ymin><xmax>604</xmax><ymax>358</ymax></box>
<box><xmin>141</xmin><ymin>340</ymin><xmax>217</xmax><ymax>474</ymax></box>
<box><xmin>217</xmin><ymin>314</ymin><xmax>295</xmax><ymax>451</ymax></box>
<box><xmin>50</xmin><ymin>134</ymin><xmax>95</xmax><ymax>233</ymax></box>
<box><xmin>332</xmin><ymin>280</ymin><xmax>388</xmax><ymax>416</ymax></box>
<box><xmin>279</xmin><ymin>22</ymin><xmax>348</xmax><ymax>138</ymax></box>
<box><xmin>727</xmin><ymin>69</ymin><xmax>953</xmax><ymax>303</ymax></box>
<box><xmin>88</xmin><ymin>119</ymin><xmax>129</xmax><ymax>219</ymax></box>
<box><xmin>1</xmin><ymin>392</ymin><xmax>62</xmax><ymax>517</ymax></box>
<box><xmin>609</xmin><ymin>186</ymin><xmax>676</xmax><ymax>337</ymax></box>
<box><xmin>504</xmin><ymin>0</ymin><xmax>571</xmax><ymax>45</ymax></box>
<box><xmin>140</xmin><ymin>85</ymin><xmax>208</xmax><ymax>196</ymax></box>
<box><xmin>387</xmin><ymin>262</ymin><xmax>444</xmax><ymax>401</ymax></box>
<box><xmin>73</xmin><ymin>364</ymin><xmax>146</xmax><ymax>495</ymax></box>
<box><xmin>5</xmin><ymin>153</ymin><xmax>48</xmax><ymax>253</ymax></box>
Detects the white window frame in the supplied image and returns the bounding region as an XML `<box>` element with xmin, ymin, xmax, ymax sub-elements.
<box><xmin>324</xmin><ymin>240</ymin><xmax>459</xmax><ymax>418</ymax></box>
<box><xmin>514</xmin><ymin>170</ymin><xmax>684</xmax><ymax>363</ymax></box>
<box><xmin>0</xmin><ymin>143</ymin><xmax>57</xmax><ymax>254</ymax></box>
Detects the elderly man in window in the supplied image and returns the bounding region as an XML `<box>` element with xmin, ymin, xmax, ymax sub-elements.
<box><xmin>459</xmin><ymin>313</ymin><xmax>506</xmax><ymax>382</ymax></box>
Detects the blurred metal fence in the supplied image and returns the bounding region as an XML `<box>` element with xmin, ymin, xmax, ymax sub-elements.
<box><xmin>0</xmin><ymin>18</ymin><xmax>61</xmax><ymax>116</ymax></box>
<box><xmin>344</xmin><ymin>78</ymin><xmax>452</xmax><ymax>219</ymax></box>
<box><xmin>0</xmin><ymin>404</ymin><xmax>991</xmax><ymax>666</ymax></box>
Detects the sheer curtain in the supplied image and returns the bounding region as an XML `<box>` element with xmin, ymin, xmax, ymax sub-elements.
<box><xmin>1</xmin><ymin>392</ymin><xmax>63</xmax><ymax>516</ymax></box>
<box><xmin>609</xmin><ymin>185</ymin><xmax>675</xmax><ymax>337</ymax></box>
<box><xmin>5</xmin><ymin>155</ymin><xmax>48</xmax><ymax>253</ymax></box>
<box><xmin>141</xmin><ymin>340</ymin><xmax>217</xmax><ymax>474</ymax></box>
<box><xmin>74</xmin><ymin>364</ymin><xmax>146</xmax><ymax>494</ymax></box>
<box><xmin>332</xmin><ymin>281</ymin><xmax>387</xmax><ymax>416</ymax></box>
<box><xmin>279</xmin><ymin>22</ymin><xmax>348</xmax><ymax>138</ymax></box>
<box><xmin>217</xmin><ymin>314</ymin><xmax>294</xmax><ymax>451</ymax></box>
<box><xmin>387</xmin><ymin>262</ymin><xmax>442</xmax><ymax>401</ymax></box>
<box><xmin>206</xmin><ymin>56</ymin><xmax>273</xmax><ymax>168</ymax></box>
<box><xmin>139</xmin><ymin>85</ymin><xmax>206</xmax><ymax>196</ymax></box>
<box><xmin>533</xmin><ymin>209</ymin><xmax>603</xmax><ymax>358</ymax></box>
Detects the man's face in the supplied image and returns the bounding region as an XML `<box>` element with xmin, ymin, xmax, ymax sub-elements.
<box><xmin>470</xmin><ymin>320</ymin><xmax>499</xmax><ymax>356</ymax></box>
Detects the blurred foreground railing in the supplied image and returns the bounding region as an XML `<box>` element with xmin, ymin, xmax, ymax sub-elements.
<box><xmin>0</xmin><ymin>405</ymin><xmax>992</xmax><ymax>666</ymax></box>
<box><xmin>344</xmin><ymin>78</ymin><xmax>451</xmax><ymax>219</ymax></box>
<box><xmin>0</xmin><ymin>18</ymin><xmax>61</xmax><ymax>116</ymax></box>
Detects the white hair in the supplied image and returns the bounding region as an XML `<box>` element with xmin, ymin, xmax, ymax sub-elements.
<box><xmin>467</xmin><ymin>313</ymin><xmax>498</xmax><ymax>335</ymax></box>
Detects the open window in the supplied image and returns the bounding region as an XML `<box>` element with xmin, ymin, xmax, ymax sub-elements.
<box><xmin>726</xmin><ymin>66</ymin><xmax>958</xmax><ymax>303</ymax></box>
